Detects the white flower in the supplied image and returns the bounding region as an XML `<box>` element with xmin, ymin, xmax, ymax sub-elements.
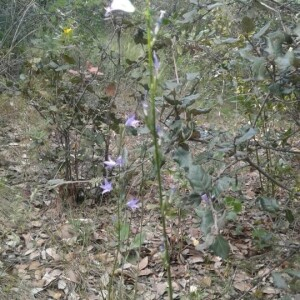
<box><xmin>105</xmin><ymin>0</ymin><xmax>135</xmax><ymax>16</ymax></box>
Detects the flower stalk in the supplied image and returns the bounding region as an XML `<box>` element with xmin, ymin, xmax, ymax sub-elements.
<box><xmin>145</xmin><ymin>2</ymin><xmax>173</xmax><ymax>298</ymax></box>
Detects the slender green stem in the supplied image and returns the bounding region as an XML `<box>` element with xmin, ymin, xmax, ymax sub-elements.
<box><xmin>145</xmin><ymin>2</ymin><xmax>173</xmax><ymax>299</ymax></box>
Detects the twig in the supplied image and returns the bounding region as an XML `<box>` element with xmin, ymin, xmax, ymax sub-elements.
<box><xmin>243</xmin><ymin>156</ymin><xmax>300</xmax><ymax>196</ymax></box>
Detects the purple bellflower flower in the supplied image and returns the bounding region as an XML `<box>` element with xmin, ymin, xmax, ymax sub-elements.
<box><xmin>104</xmin><ymin>156</ymin><xmax>118</xmax><ymax>169</ymax></box>
<box><xmin>153</xmin><ymin>10</ymin><xmax>166</xmax><ymax>36</ymax></box>
<box><xmin>126</xmin><ymin>198</ymin><xmax>139</xmax><ymax>211</ymax></box>
<box><xmin>153</xmin><ymin>51</ymin><xmax>160</xmax><ymax>74</ymax></box>
<box><xmin>100</xmin><ymin>178</ymin><xmax>112</xmax><ymax>195</ymax></box>
<box><xmin>104</xmin><ymin>155</ymin><xmax>124</xmax><ymax>169</ymax></box>
<box><xmin>125</xmin><ymin>114</ymin><xmax>139</xmax><ymax>128</ymax></box>
<box><xmin>201</xmin><ymin>193</ymin><xmax>209</xmax><ymax>203</ymax></box>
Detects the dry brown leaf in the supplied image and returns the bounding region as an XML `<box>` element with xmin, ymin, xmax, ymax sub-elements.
<box><xmin>42</xmin><ymin>269</ymin><xmax>62</xmax><ymax>286</ymax></box>
<box><xmin>65</xmin><ymin>269</ymin><xmax>79</xmax><ymax>283</ymax></box>
<box><xmin>22</xmin><ymin>233</ymin><xmax>33</xmax><ymax>248</ymax></box>
<box><xmin>262</xmin><ymin>286</ymin><xmax>280</xmax><ymax>294</ymax></box>
<box><xmin>234</xmin><ymin>281</ymin><xmax>252</xmax><ymax>292</ymax></box>
<box><xmin>46</xmin><ymin>248</ymin><xmax>61</xmax><ymax>261</ymax></box>
<box><xmin>201</xmin><ymin>276</ymin><xmax>212</xmax><ymax>287</ymax></box>
<box><xmin>188</xmin><ymin>256</ymin><xmax>205</xmax><ymax>264</ymax></box>
<box><xmin>156</xmin><ymin>282</ymin><xmax>167</xmax><ymax>296</ymax></box>
<box><xmin>139</xmin><ymin>268</ymin><xmax>153</xmax><ymax>276</ymax></box>
<box><xmin>95</xmin><ymin>252</ymin><xmax>114</xmax><ymax>264</ymax></box>
<box><xmin>57</xmin><ymin>224</ymin><xmax>75</xmax><ymax>239</ymax></box>
<box><xmin>29</xmin><ymin>250</ymin><xmax>40</xmax><ymax>260</ymax></box>
<box><xmin>48</xmin><ymin>289</ymin><xmax>63</xmax><ymax>299</ymax></box>
<box><xmin>31</xmin><ymin>220</ymin><xmax>42</xmax><ymax>227</ymax></box>
<box><xmin>100</xmin><ymin>273</ymin><xmax>109</xmax><ymax>287</ymax></box>
<box><xmin>36</xmin><ymin>239</ymin><xmax>46</xmax><ymax>247</ymax></box>
<box><xmin>138</xmin><ymin>256</ymin><xmax>148</xmax><ymax>270</ymax></box>
<box><xmin>57</xmin><ymin>279</ymin><xmax>67</xmax><ymax>290</ymax></box>
<box><xmin>29</xmin><ymin>260</ymin><xmax>41</xmax><ymax>270</ymax></box>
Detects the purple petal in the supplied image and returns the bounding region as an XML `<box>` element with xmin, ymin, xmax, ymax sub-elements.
<box><xmin>153</xmin><ymin>51</ymin><xmax>160</xmax><ymax>73</ymax></box>
<box><xmin>125</xmin><ymin>115</ymin><xmax>139</xmax><ymax>128</ymax></box>
<box><xmin>116</xmin><ymin>156</ymin><xmax>124</xmax><ymax>167</ymax></box>
<box><xmin>126</xmin><ymin>198</ymin><xmax>139</xmax><ymax>210</ymax></box>
<box><xmin>100</xmin><ymin>178</ymin><xmax>112</xmax><ymax>194</ymax></box>
<box><xmin>104</xmin><ymin>156</ymin><xmax>117</xmax><ymax>168</ymax></box>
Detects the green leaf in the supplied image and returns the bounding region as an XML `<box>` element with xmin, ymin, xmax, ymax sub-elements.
<box><xmin>215</xmin><ymin>177</ymin><xmax>236</xmax><ymax>195</ymax></box>
<box><xmin>253</xmin><ymin>57</ymin><xmax>267</xmax><ymax>80</ymax></box>
<box><xmin>178</xmin><ymin>9</ymin><xmax>197</xmax><ymax>24</ymax></box>
<box><xmin>186</xmin><ymin>72</ymin><xmax>200</xmax><ymax>81</ymax></box>
<box><xmin>275</xmin><ymin>49</ymin><xmax>294</xmax><ymax>71</ymax></box>
<box><xmin>129</xmin><ymin>232</ymin><xmax>146</xmax><ymax>249</ymax></box>
<box><xmin>272</xmin><ymin>272</ymin><xmax>288</xmax><ymax>289</ymax></box>
<box><xmin>209</xmin><ymin>234</ymin><xmax>230</xmax><ymax>259</ymax></box>
<box><xmin>265</xmin><ymin>31</ymin><xmax>286</xmax><ymax>56</ymax></box>
<box><xmin>173</xmin><ymin>146</ymin><xmax>192</xmax><ymax>171</ymax></box>
<box><xmin>241</xmin><ymin>16</ymin><xmax>255</xmax><ymax>34</ymax></box>
<box><xmin>180</xmin><ymin>93</ymin><xmax>200</xmax><ymax>108</ymax></box>
<box><xmin>188</xmin><ymin>164</ymin><xmax>211</xmax><ymax>193</ymax></box>
<box><xmin>188</xmin><ymin>108</ymin><xmax>212</xmax><ymax>116</ymax></box>
<box><xmin>119</xmin><ymin>223</ymin><xmax>130</xmax><ymax>241</ymax></box>
<box><xmin>284</xmin><ymin>269</ymin><xmax>300</xmax><ymax>279</ymax></box>
<box><xmin>55</xmin><ymin>64</ymin><xmax>70</xmax><ymax>71</ymax></box>
<box><xmin>235</xmin><ymin>127</ymin><xmax>257</xmax><ymax>145</ymax></box>
<box><xmin>285</xmin><ymin>209</ymin><xmax>294</xmax><ymax>223</ymax></box>
<box><xmin>62</xmin><ymin>54</ymin><xmax>76</xmax><ymax>64</ymax></box>
<box><xmin>173</xmin><ymin>147</ymin><xmax>211</xmax><ymax>193</ymax></box>
<box><xmin>195</xmin><ymin>208</ymin><xmax>214</xmax><ymax>235</ymax></box>
<box><xmin>225</xmin><ymin>196</ymin><xmax>242</xmax><ymax>213</ymax></box>
<box><xmin>257</xmin><ymin>196</ymin><xmax>280</xmax><ymax>213</ymax></box>
<box><xmin>164</xmin><ymin>80</ymin><xmax>180</xmax><ymax>91</ymax></box>
<box><xmin>254</xmin><ymin>22</ymin><xmax>271</xmax><ymax>39</ymax></box>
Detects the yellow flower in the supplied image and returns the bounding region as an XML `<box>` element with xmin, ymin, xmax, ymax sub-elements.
<box><xmin>63</xmin><ymin>28</ymin><xmax>72</xmax><ymax>35</ymax></box>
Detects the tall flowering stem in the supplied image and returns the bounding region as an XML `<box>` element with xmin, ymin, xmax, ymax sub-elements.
<box><xmin>145</xmin><ymin>2</ymin><xmax>173</xmax><ymax>299</ymax></box>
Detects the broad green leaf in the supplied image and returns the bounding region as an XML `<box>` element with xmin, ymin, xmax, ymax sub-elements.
<box><xmin>164</xmin><ymin>80</ymin><xmax>180</xmax><ymax>91</ymax></box>
<box><xmin>241</xmin><ymin>16</ymin><xmax>255</xmax><ymax>34</ymax></box>
<box><xmin>163</xmin><ymin>95</ymin><xmax>181</xmax><ymax>106</ymax></box>
<box><xmin>55</xmin><ymin>64</ymin><xmax>70</xmax><ymax>71</ymax></box>
<box><xmin>129</xmin><ymin>232</ymin><xmax>146</xmax><ymax>249</ymax></box>
<box><xmin>173</xmin><ymin>146</ymin><xmax>192</xmax><ymax>171</ymax></box>
<box><xmin>180</xmin><ymin>93</ymin><xmax>200</xmax><ymax>108</ymax></box>
<box><xmin>275</xmin><ymin>49</ymin><xmax>294</xmax><ymax>71</ymax></box>
<box><xmin>209</xmin><ymin>234</ymin><xmax>230</xmax><ymax>259</ymax></box>
<box><xmin>252</xmin><ymin>57</ymin><xmax>267</xmax><ymax>80</ymax></box>
<box><xmin>284</xmin><ymin>269</ymin><xmax>300</xmax><ymax>279</ymax></box>
<box><xmin>196</xmin><ymin>208</ymin><xmax>213</xmax><ymax>235</ymax></box>
<box><xmin>226</xmin><ymin>211</ymin><xmax>237</xmax><ymax>221</ymax></box>
<box><xmin>225</xmin><ymin>196</ymin><xmax>242</xmax><ymax>213</ymax></box>
<box><xmin>215</xmin><ymin>177</ymin><xmax>236</xmax><ymax>195</ymax></box>
<box><xmin>265</xmin><ymin>31</ymin><xmax>285</xmax><ymax>56</ymax></box>
<box><xmin>188</xmin><ymin>164</ymin><xmax>211</xmax><ymax>193</ymax></box>
<box><xmin>62</xmin><ymin>54</ymin><xmax>76</xmax><ymax>64</ymax></box>
<box><xmin>188</xmin><ymin>108</ymin><xmax>212</xmax><ymax>116</ymax></box>
<box><xmin>272</xmin><ymin>272</ymin><xmax>288</xmax><ymax>289</ymax></box>
<box><xmin>285</xmin><ymin>209</ymin><xmax>294</xmax><ymax>223</ymax></box>
<box><xmin>186</xmin><ymin>72</ymin><xmax>200</xmax><ymax>81</ymax></box>
<box><xmin>120</xmin><ymin>223</ymin><xmax>130</xmax><ymax>241</ymax></box>
<box><xmin>254</xmin><ymin>22</ymin><xmax>271</xmax><ymax>39</ymax></box>
<box><xmin>257</xmin><ymin>196</ymin><xmax>280</xmax><ymax>213</ymax></box>
<box><xmin>235</xmin><ymin>127</ymin><xmax>257</xmax><ymax>145</ymax></box>
<box><xmin>178</xmin><ymin>9</ymin><xmax>197</xmax><ymax>24</ymax></box>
